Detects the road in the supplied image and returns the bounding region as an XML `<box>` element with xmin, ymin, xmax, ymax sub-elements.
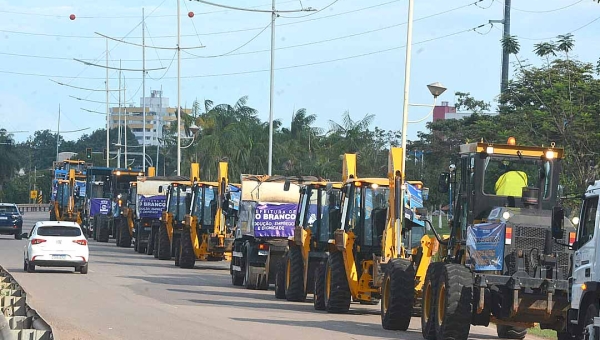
<box><xmin>0</xmin><ymin>212</ymin><xmax>547</xmax><ymax>340</ymax></box>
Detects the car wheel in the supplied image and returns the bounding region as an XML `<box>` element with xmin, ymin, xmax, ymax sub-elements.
<box><xmin>15</xmin><ymin>231</ymin><xmax>22</xmax><ymax>240</ymax></box>
<box><xmin>27</xmin><ymin>262</ymin><xmax>35</xmax><ymax>273</ymax></box>
<box><xmin>23</xmin><ymin>260</ymin><xmax>27</xmax><ymax>272</ymax></box>
<box><xmin>80</xmin><ymin>263</ymin><xmax>89</xmax><ymax>274</ymax></box>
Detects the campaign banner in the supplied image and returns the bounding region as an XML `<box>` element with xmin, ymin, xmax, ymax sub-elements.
<box><xmin>138</xmin><ymin>195</ymin><xmax>167</xmax><ymax>219</ymax></box>
<box><xmin>90</xmin><ymin>198</ymin><xmax>111</xmax><ymax>217</ymax></box>
<box><xmin>466</xmin><ymin>222</ymin><xmax>505</xmax><ymax>271</ymax></box>
<box><xmin>254</xmin><ymin>203</ymin><xmax>297</xmax><ymax>238</ymax></box>
<box><xmin>404</xmin><ymin>182</ymin><xmax>424</xmax><ymax>226</ymax></box>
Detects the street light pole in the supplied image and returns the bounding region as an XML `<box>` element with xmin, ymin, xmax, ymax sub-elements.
<box><xmin>398</xmin><ymin>0</ymin><xmax>415</xmax><ymax>251</ymax></box>
<box><xmin>142</xmin><ymin>7</ymin><xmax>147</xmax><ymax>173</ymax></box>
<box><xmin>105</xmin><ymin>38</ymin><xmax>110</xmax><ymax>167</ymax></box>
<box><xmin>267</xmin><ymin>0</ymin><xmax>276</xmax><ymax>176</ymax></box>
<box><xmin>177</xmin><ymin>0</ymin><xmax>182</xmax><ymax>176</ymax></box>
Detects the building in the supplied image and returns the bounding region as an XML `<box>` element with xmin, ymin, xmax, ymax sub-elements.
<box><xmin>109</xmin><ymin>90</ymin><xmax>192</xmax><ymax>146</ymax></box>
<box><xmin>433</xmin><ymin>101</ymin><xmax>496</xmax><ymax>122</ymax></box>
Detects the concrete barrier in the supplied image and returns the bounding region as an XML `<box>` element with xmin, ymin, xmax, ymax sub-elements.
<box><xmin>0</xmin><ymin>267</ymin><xmax>53</xmax><ymax>340</ymax></box>
<box><xmin>16</xmin><ymin>205</ymin><xmax>51</xmax><ymax>214</ymax></box>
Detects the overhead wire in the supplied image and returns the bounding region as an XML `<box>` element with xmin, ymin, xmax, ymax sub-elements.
<box><xmin>493</xmin><ymin>14</ymin><xmax>600</xmax><ymax>41</ymax></box>
<box><xmin>2</xmin><ymin>0</ymin><xmax>483</xmax><ymax>62</ymax></box>
<box><xmin>279</xmin><ymin>0</ymin><xmax>341</xmax><ymax>18</ymax></box>
<box><xmin>493</xmin><ymin>0</ymin><xmax>584</xmax><ymax>13</ymax></box>
<box><xmin>0</xmin><ymin>23</ymin><xmax>491</xmax><ymax>80</ymax></box>
<box><xmin>182</xmin><ymin>0</ymin><xmax>205</xmax><ymax>47</ymax></box>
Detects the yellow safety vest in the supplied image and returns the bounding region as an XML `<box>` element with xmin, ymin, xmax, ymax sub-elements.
<box><xmin>495</xmin><ymin>171</ymin><xmax>528</xmax><ymax>197</ymax></box>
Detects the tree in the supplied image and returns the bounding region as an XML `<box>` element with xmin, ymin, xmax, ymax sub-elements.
<box><xmin>0</xmin><ymin>129</ymin><xmax>20</xmax><ymax>200</ymax></box>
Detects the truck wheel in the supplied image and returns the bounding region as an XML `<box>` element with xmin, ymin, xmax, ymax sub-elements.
<box><xmin>146</xmin><ymin>228</ymin><xmax>155</xmax><ymax>256</ymax></box>
<box><xmin>117</xmin><ymin>218</ymin><xmax>132</xmax><ymax>247</ymax></box>
<box><xmin>50</xmin><ymin>209</ymin><xmax>56</xmax><ymax>221</ymax></box>
<box><xmin>381</xmin><ymin>258</ymin><xmax>415</xmax><ymax>330</ymax></box>
<box><xmin>231</xmin><ymin>262</ymin><xmax>244</xmax><ymax>286</ymax></box>
<box><xmin>435</xmin><ymin>264</ymin><xmax>473</xmax><ymax>340</ymax></box>
<box><xmin>313</xmin><ymin>262</ymin><xmax>326</xmax><ymax>311</ymax></box>
<box><xmin>285</xmin><ymin>246</ymin><xmax>306</xmax><ymax>302</ymax></box>
<box><xmin>92</xmin><ymin>216</ymin><xmax>98</xmax><ymax>240</ymax></box>
<box><xmin>274</xmin><ymin>260</ymin><xmax>286</xmax><ymax>299</ymax></box>
<box><xmin>157</xmin><ymin>224</ymin><xmax>171</xmax><ymax>260</ymax></box>
<box><xmin>97</xmin><ymin>216</ymin><xmax>110</xmax><ymax>242</ymax></box>
<box><xmin>179</xmin><ymin>227</ymin><xmax>196</xmax><ymax>269</ymax></box>
<box><xmin>324</xmin><ymin>251</ymin><xmax>351</xmax><ymax>313</ymax></box>
<box><xmin>244</xmin><ymin>246</ymin><xmax>257</xmax><ymax>290</ymax></box>
<box><xmin>496</xmin><ymin>325</ymin><xmax>527</xmax><ymax>339</ymax></box>
<box><xmin>153</xmin><ymin>228</ymin><xmax>159</xmax><ymax>258</ymax></box>
<box><xmin>421</xmin><ymin>262</ymin><xmax>444</xmax><ymax>340</ymax></box>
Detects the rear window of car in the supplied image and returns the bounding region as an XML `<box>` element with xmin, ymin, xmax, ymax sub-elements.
<box><xmin>37</xmin><ymin>226</ymin><xmax>82</xmax><ymax>237</ymax></box>
<box><xmin>0</xmin><ymin>206</ymin><xmax>18</xmax><ymax>214</ymax></box>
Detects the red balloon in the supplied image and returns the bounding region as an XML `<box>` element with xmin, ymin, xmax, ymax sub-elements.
<box><xmin>69</xmin><ymin>14</ymin><xmax>76</xmax><ymax>20</ymax></box>
<box><xmin>188</xmin><ymin>11</ymin><xmax>194</xmax><ymax>18</ymax></box>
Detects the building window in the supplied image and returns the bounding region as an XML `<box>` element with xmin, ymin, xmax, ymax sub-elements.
<box><xmin>145</xmin><ymin>136</ymin><xmax>150</xmax><ymax>140</ymax></box>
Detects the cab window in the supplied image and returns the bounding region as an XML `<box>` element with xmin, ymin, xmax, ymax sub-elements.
<box><xmin>578</xmin><ymin>196</ymin><xmax>599</xmax><ymax>246</ymax></box>
<box><xmin>483</xmin><ymin>157</ymin><xmax>551</xmax><ymax>199</ymax></box>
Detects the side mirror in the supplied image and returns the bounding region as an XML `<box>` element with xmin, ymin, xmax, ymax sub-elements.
<box><xmin>158</xmin><ymin>186</ymin><xmax>163</xmax><ymax>193</ymax></box>
<box><xmin>415</xmin><ymin>207</ymin><xmax>428</xmax><ymax>220</ymax></box>
<box><xmin>283</xmin><ymin>180</ymin><xmax>291</xmax><ymax>192</ymax></box>
<box><xmin>438</xmin><ymin>173</ymin><xmax>450</xmax><ymax>193</ymax></box>
<box><xmin>422</xmin><ymin>187</ymin><xmax>430</xmax><ymax>201</ymax></box>
<box><xmin>551</xmin><ymin>206</ymin><xmax>565</xmax><ymax>240</ymax></box>
<box><xmin>325</xmin><ymin>183</ymin><xmax>333</xmax><ymax>192</ymax></box>
<box><xmin>21</xmin><ymin>232</ymin><xmax>28</xmax><ymax>239</ymax></box>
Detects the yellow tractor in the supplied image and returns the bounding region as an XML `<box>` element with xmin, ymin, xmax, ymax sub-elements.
<box><xmin>178</xmin><ymin>162</ymin><xmax>235</xmax><ymax>268</ymax></box>
<box><xmin>318</xmin><ymin>147</ymin><xmax>433</xmax><ymax>330</ymax></box>
<box><xmin>275</xmin><ymin>155</ymin><xmax>352</xmax><ymax>303</ymax></box>
<box><xmin>50</xmin><ymin>168</ymin><xmax>84</xmax><ymax>224</ymax></box>
<box><xmin>156</xmin><ymin>163</ymin><xmax>200</xmax><ymax>262</ymax></box>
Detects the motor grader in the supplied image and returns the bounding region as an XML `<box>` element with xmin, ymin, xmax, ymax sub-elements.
<box><xmin>318</xmin><ymin>147</ymin><xmax>432</xmax><ymax>325</ymax></box>
<box><xmin>419</xmin><ymin>138</ymin><xmax>575</xmax><ymax>340</ymax></box>
<box><xmin>50</xmin><ymin>168</ymin><xmax>85</xmax><ymax>225</ymax></box>
<box><xmin>178</xmin><ymin>162</ymin><xmax>235</xmax><ymax>268</ymax></box>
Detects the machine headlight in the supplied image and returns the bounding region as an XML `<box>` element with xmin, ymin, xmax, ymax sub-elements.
<box><xmin>502</xmin><ymin>211</ymin><xmax>512</xmax><ymax>221</ymax></box>
<box><xmin>571</xmin><ymin>216</ymin><xmax>580</xmax><ymax>226</ymax></box>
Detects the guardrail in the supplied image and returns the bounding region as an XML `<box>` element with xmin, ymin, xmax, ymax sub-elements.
<box><xmin>0</xmin><ymin>266</ymin><xmax>53</xmax><ymax>340</ymax></box>
<box><xmin>16</xmin><ymin>205</ymin><xmax>50</xmax><ymax>213</ymax></box>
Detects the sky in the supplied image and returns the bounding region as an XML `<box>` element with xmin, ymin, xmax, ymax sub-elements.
<box><xmin>0</xmin><ymin>0</ymin><xmax>598</xmax><ymax>143</ymax></box>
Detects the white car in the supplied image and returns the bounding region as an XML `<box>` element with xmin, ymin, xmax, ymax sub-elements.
<box><xmin>23</xmin><ymin>221</ymin><xmax>89</xmax><ymax>274</ymax></box>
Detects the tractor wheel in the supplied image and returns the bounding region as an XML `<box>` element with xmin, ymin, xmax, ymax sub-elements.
<box><xmin>97</xmin><ymin>216</ymin><xmax>110</xmax><ymax>242</ymax></box>
<box><xmin>324</xmin><ymin>251</ymin><xmax>351</xmax><ymax>314</ymax></box>
<box><xmin>157</xmin><ymin>224</ymin><xmax>171</xmax><ymax>260</ymax></box>
<box><xmin>421</xmin><ymin>262</ymin><xmax>444</xmax><ymax>340</ymax></box>
<box><xmin>153</xmin><ymin>228</ymin><xmax>159</xmax><ymax>258</ymax></box>
<box><xmin>49</xmin><ymin>209</ymin><xmax>56</xmax><ymax>221</ymax></box>
<box><xmin>496</xmin><ymin>325</ymin><xmax>527</xmax><ymax>339</ymax></box>
<box><xmin>117</xmin><ymin>218</ymin><xmax>131</xmax><ymax>247</ymax></box>
<box><xmin>381</xmin><ymin>258</ymin><xmax>415</xmax><ymax>331</ymax></box>
<box><xmin>231</xmin><ymin>262</ymin><xmax>244</xmax><ymax>286</ymax></box>
<box><xmin>179</xmin><ymin>227</ymin><xmax>196</xmax><ymax>269</ymax></box>
<box><xmin>435</xmin><ymin>264</ymin><xmax>473</xmax><ymax>340</ymax></box>
<box><xmin>313</xmin><ymin>262</ymin><xmax>326</xmax><ymax>311</ymax></box>
<box><xmin>274</xmin><ymin>260</ymin><xmax>286</xmax><ymax>299</ymax></box>
<box><xmin>285</xmin><ymin>247</ymin><xmax>306</xmax><ymax>302</ymax></box>
<box><xmin>146</xmin><ymin>228</ymin><xmax>155</xmax><ymax>256</ymax></box>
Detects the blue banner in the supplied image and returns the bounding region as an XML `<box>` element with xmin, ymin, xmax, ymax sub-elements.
<box><xmin>139</xmin><ymin>195</ymin><xmax>167</xmax><ymax>219</ymax></box>
<box><xmin>254</xmin><ymin>203</ymin><xmax>297</xmax><ymax>238</ymax></box>
<box><xmin>90</xmin><ymin>198</ymin><xmax>111</xmax><ymax>217</ymax></box>
<box><xmin>404</xmin><ymin>182</ymin><xmax>424</xmax><ymax>226</ymax></box>
<box><xmin>466</xmin><ymin>222</ymin><xmax>505</xmax><ymax>271</ymax></box>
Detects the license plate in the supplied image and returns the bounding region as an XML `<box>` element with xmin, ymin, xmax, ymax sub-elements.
<box><xmin>258</xmin><ymin>250</ymin><xmax>268</xmax><ymax>256</ymax></box>
<box><xmin>144</xmin><ymin>227</ymin><xmax>151</xmax><ymax>232</ymax></box>
<box><xmin>52</xmin><ymin>255</ymin><xmax>67</xmax><ymax>260</ymax></box>
<box><xmin>0</xmin><ymin>217</ymin><xmax>7</xmax><ymax>220</ymax></box>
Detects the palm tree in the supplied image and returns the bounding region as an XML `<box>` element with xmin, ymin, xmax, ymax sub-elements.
<box><xmin>328</xmin><ymin>111</ymin><xmax>375</xmax><ymax>153</ymax></box>
<box><xmin>556</xmin><ymin>33</ymin><xmax>575</xmax><ymax>101</ymax></box>
<box><xmin>533</xmin><ymin>42</ymin><xmax>556</xmax><ymax>65</ymax></box>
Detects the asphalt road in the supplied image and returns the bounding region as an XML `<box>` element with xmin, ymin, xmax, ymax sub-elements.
<box><xmin>0</xmin><ymin>212</ymin><xmax>547</xmax><ymax>340</ymax></box>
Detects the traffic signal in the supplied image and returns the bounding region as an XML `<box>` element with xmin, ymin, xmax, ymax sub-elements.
<box><xmin>102</xmin><ymin>148</ymin><xmax>107</xmax><ymax>160</ymax></box>
<box><xmin>86</xmin><ymin>148</ymin><xmax>92</xmax><ymax>159</ymax></box>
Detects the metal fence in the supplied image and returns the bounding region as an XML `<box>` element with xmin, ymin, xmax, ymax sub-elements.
<box><xmin>16</xmin><ymin>205</ymin><xmax>51</xmax><ymax>214</ymax></box>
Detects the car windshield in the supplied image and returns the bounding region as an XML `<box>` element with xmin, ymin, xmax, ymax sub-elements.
<box><xmin>0</xmin><ymin>206</ymin><xmax>18</xmax><ymax>214</ymax></box>
<box><xmin>37</xmin><ymin>226</ymin><xmax>82</xmax><ymax>237</ymax></box>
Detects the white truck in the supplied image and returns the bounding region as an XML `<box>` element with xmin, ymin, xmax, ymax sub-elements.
<box><xmin>563</xmin><ymin>180</ymin><xmax>600</xmax><ymax>340</ymax></box>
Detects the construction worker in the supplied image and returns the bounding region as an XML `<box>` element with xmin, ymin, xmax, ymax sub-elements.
<box><xmin>495</xmin><ymin>162</ymin><xmax>528</xmax><ymax>197</ymax></box>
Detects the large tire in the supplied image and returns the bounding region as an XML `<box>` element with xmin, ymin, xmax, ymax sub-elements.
<box><xmin>381</xmin><ymin>258</ymin><xmax>415</xmax><ymax>331</ymax></box>
<box><xmin>421</xmin><ymin>262</ymin><xmax>444</xmax><ymax>340</ymax></box>
<box><xmin>157</xmin><ymin>224</ymin><xmax>171</xmax><ymax>260</ymax></box>
<box><xmin>153</xmin><ymin>228</ymin><xmax>159</xmax><ymax>258</ymax></box>
<box><xmin>435</xmin><ymin>264</ymin><xmax>473</xmax><ymax>340</ymax></box>
<box><xmin>49</xmin><ymin>209</ymin><xmax>56</xmax><ymax>221</ymax></box>
<box><xmin>116</xmin><ymin>218</ymin><xmax>132</xmax><ymax>247</ymax></box>
<box><xmin>146</xmin><ymin>227</ymin><xmax>155</xmax><ymax>255</ymax></box>
<box><xmin>324</xmin><ymin>251</ymin><xmax>351</xmax><ymax>313</ymax></box>
<box><xmin>285</xmin><ymin>247</ymin><xmax>306</xmax><ymax>302</ymax></box>
<box><xmin>179</xmin><ymin>227</ymin><xmax>196</xmax><ymax>269</ymax></box>
<box><xmin>274</xmin><ymin>260</ymin><xmax>286</xmax><ymax>299</ymax></box>
<box><xmin>244</xmin><ymin>245</ymin><xmax>257</xmax><ymax>289</ymax></box>
<box><xmin>92</xmin><ymin>216</ymin><xmax>98</xmax><ymax>241</ymax></box>
<box><xmin>97</xmin><ymin>216</ymin><xmax>110</xmax><ymax>242</ymax></box>
<box><xmin>231</xmin><ymin>262</ymin><xmax>244</xmax><ymax>286</ymax></box>
<box><xmin>313</xmin><ymin>262</ymin><xmax>326</xmax><ymax>311</ymax></box>
<box><xmin>496</xmin><ymin>325</ymin><xmax>527</xmax><ymax>339</ymax></box>
<box><xmin>173</xmin><ymin>234</ymin><xmax>181</xmax><ymax>267</ymax></box>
